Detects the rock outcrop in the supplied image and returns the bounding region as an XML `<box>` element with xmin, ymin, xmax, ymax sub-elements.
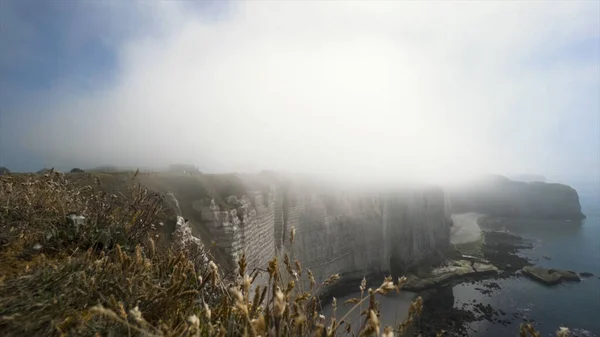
<box><xmin>403</xmin><ymin>259</ymin><xmax>499</xmax><ymax>291</ymax></box>
<box><xmin>521</xmin><ymin>266</ymin><xmax>581</xmax><ymax>285</ymax></box>
<box><xmin>172</xmin><ymin>216</ymin><xmax>209</xmax><ymax>268</ymax></box>
<box><xmin>448</xmin><ymin>175</ymin><xmax>585</xmax><ymax>220</ymax></box>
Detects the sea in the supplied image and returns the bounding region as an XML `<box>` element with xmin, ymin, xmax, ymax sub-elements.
<box><xmin>454</xmin><ymin>181</ymin><xmax>600</xmax><ymax>337</ymax></box>
<box><xmin>323</xmin><ymin>182</ymin><xmax>600</xmax><ymax>336</ymax></box>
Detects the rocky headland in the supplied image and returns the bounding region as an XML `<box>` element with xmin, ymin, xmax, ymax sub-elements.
<box><xmin>447</xmin><ymin>174</ymin><xmax>585</xmax><ymax>220</ymax></box>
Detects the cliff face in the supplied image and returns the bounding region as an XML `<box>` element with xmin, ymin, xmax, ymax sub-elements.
<box><xmin>448</xmin><ymin>175</ymin><xmax>585</xmax><ymax>220</ymax></box>
<box><xmin>384</xmin><ymin>188</ymin><xmax>451</xmax><ymax>272</ymax></box>
<box><xmin>200</xmin><ymin>193</ymin><xmax>277</xmax><ymax>281</ymax></box>
<box><xmin>283</xmin><ymin>192</ymin><xmax>387</xmax><ymax>285</ymax></box>
<box><xmin>200</xmin><ymin>183</ymin><xmax>452</xmax><ymax>288</ymax></box>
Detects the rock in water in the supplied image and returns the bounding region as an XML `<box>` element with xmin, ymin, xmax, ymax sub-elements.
<box><xmin>522</xmin><ymin>266</ymin><xmax>581</xmax><ymax>285</ymax></box>
<box><xmin>473</xmin><ymin>262</ymin><xmax>499</xmax><ymax>274</ymax></box>
<box><xmin>556</xmin><ymin>269</ymin><xmax>581</xmax><ymax>282</ymax></box>
<box><xmin>403</xmin><ymin>260</ymin><xmax>499</xmax><ymax>291</ymax></box>
<box><xmin>579</xmin><ymin>272</ymin><xmax>594</xmax><ymax>278</ymax></box>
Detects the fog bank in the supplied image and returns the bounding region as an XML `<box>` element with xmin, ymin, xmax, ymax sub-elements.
<box><xmin>13</xmin><ymin>1</ymin><xmax>600</xmax><ymax>184</ymax></box>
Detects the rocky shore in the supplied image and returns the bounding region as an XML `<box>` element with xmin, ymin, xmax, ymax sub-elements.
<box><xmin>319</xmin><ymin>214</ymin><xmax>595</xmax><ymax>336</ymax></box>
<box><xmin>413</xmin><ymin>228</ymin><xmax>533</xmax><ymax>336</ymax></box>
<box><xmin>413</xmin><ymin>216</ymin><xmax>596</xmax><ymax>336</ymax></box>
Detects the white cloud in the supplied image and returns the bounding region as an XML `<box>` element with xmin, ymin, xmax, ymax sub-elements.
<box><xmin>27</xmin><ymin>1</ymin><xmax>600</xmax><ymax>183</ymax></box>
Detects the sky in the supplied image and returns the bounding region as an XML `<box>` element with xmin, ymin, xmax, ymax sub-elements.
<box><xmin>1</xmin><ymin>0</ymin><xmax>599</xmax><ymax>184</ymax></box>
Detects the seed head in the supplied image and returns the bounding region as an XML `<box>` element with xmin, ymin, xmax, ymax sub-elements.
<box><xmin>382</xmin><ymin>326</ymin><xmax>394</xmax><ymax>337</ymax></box>
<box><xmin>209</xmin><ymin>260</ymin><xmax>218</xmax><ymax>273</ymax></box>
<box><xmin>369</xmin><ymin>309</ymin><xmax>380</xmax><ymax>336</ymax></box>
<box><xmin>360</xmin><ymin>277</ymin><xmax>367</xmax><ymax>292</ymax></box>
<box><xmin>323</xmin><ymin>274</ymin><xmax>340</xmax><ymax>285</ymax></box>
<box><xmin>294</xmin><ymin>314</ymin><xmax>307</xmax><ymax>326</ymax></box>
<box><xmin>295</xmin><ymin>259</ymin><xmax>302</xmax><ymax>276</ymax></box>
<box><xmin>274</xmin><ymin>287</ymin><xmax>286</xmax><ymax>317</ymax></box>
<box><xmin>230</xmin><ymin>286</ymin><xmax>248</xmax><ymax>317</ymax></box>
<box><xmin>307</xmin><ymin>269</ymin><xmax>316</xmax><ymax>288</ymax></box>
<box><xmin>187</xmin><ymin>314</ymin><xmax>200</xmax><ymax>328</ymax></box>
<box><xmin>344</xmin><ymin>298</ymin><xmax>360</xmax><ymax>305</ymax></box>
<box><xmin>377</xmin><ymin>279</ymin><xmax>396</xmax><ymax>294</ymax></box>
<box><xmin>203</xmin><ymin>303</ymin><xmax>211</xmax><ymax>320</ymax></box>
<box><xmin>267</xmin><ymin>257</ymin><xmax>278</xmax><ymax>278</ymax></box>
<box><xmin>251</xmin><ymin>314</ymin><xmax>266</xmax><ymax>333</ymax></box>
<box><xmin>129</xmin><ymin>306</ymin><xmax>143</xmax><ymax>323</ymax></box>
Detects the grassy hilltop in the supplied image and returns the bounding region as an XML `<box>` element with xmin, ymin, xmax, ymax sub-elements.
<box><xmin>0</xmin><ymin>171</ymin><xmax>565</xmax><ymax>336</ymax></box>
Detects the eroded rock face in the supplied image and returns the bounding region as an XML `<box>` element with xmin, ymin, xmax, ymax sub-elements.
<box><xmin>200</xmin><ymin>192</ymin><xmax>276</xmax><ymax>283</ymax></box>
<box><xmin>448</xmin><ymin>175</ymin><xmax>585</xmax><ymax>220</ymax></box>
<box><xmin>173</xmin><ymin>216</ymin><xmax>209</xmax><ymax>270</ymax></box>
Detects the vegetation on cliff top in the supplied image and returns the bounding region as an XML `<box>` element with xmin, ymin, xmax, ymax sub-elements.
<box><xmin>0</xmin><ymin>172</ymin><xmax>569</xmax><ymax>336</ymax></box>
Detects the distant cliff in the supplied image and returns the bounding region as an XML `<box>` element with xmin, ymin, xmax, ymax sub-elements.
<box><xmin>509</xmin><ymin>174</ymin><xmax>547</xmax><ymax>183</ymax></box>
<box><xmin>447</xmin><ymin>175</ymin><xmax>585</xmax><ymax>220</ymax></box>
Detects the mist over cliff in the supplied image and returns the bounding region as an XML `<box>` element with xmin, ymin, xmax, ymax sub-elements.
<box><xmin>447</xmin><ymin>175</ymin><xmax>585</xmax><ymax>220</ymax></box>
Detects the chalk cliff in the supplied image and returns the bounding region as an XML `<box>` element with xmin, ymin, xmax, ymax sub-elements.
<box><xmin>447</xmin><ymin>175</ymin><xmax>585</xmax><ymax>220</ymax></box>
<box><xmin>199</xmin><ymin>182</ymin><xmax>452</xmax><ymax>290</ymax></box>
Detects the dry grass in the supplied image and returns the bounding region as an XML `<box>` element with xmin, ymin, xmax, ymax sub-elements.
<box><xmin>0</xmin><ymin>172</ymin><xmax>570</xmax><ymax>336</ymax></box>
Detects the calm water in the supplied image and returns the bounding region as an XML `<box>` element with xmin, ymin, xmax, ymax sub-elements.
<box><xmin>324</xmin><ymin>182</ymin><xmax>600</xmax><ymax>336</ymax></box>
<box><xmin>457</xmin><ymin>182</ymin><xmax>600</xmax><ymax>337</ymax></box>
